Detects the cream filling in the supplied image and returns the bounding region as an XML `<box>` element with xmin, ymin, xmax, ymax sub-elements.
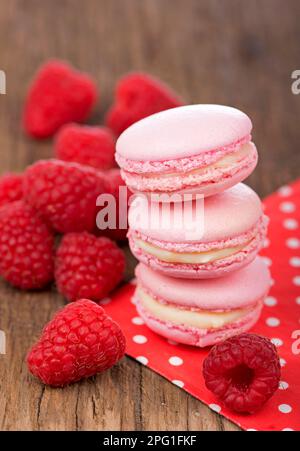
<box><xmin>134</xmin><ymin>238</ymin><xmax>248</xmax><ymax>264</ymax></box>
<box><xmin>138</xmin><ymin>288</ymin><xmax>251</xmax><ymax>329</ymax></box>
<box><xmin>141</xmin><ymin>142</ymin><xmax>252</xmax><ymax>179</ymax></box>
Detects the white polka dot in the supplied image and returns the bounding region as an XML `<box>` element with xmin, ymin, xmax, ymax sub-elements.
<box><xmin>290</xmin><ymin>257</ymin><xmax>300</xmax><ymax>267</ymax></box>
<box><xmin>286</xmin><ymin>238</ymin><xmax>300</xmax><ymax>249</ymax></box>
<box><xmin>282</xmin><ymin>428</ymin><xmax>294</xmax><ymax>431</ymax></box>
<box><xmin>280</xmin><ymin>201</ymin><xmax>295</xmax><ymax>213</ymax></box>
<box><xmin>99</xmin><ymin>297</ymin><xmax>111</xmax><ymax>305</ymax></box>
<box><xmin>172</xmin><ymin>379</ymin><xmax>184</xmax><ymax>388</ymax></box>
<box><xmin>264</xmin><ymin>296</ymin><xmax>278</xmax><ymax>307</ymax></box>
<box><xmin>279</xmin><ymin>381</ymin><xmax>289</xmax><ymax>390</ymax></box>
<box><xmin>263</xmin><ymin>238</ymin><xmax>270</xmax><ymax>248</ymax></box>
<box><xmin>136</xmin><ymin>356</ymin><xmax>148</xmax><ymax>365</ymax></box>
<box><xmin>262</xmin><ymin>257</ymin><xmax>272</xmax><ymax>267</ymax></box>
<box><xmin>168</xmin><ymin>356</ymin><xmax>183</xmax><ymax>366</ymax></box>
<box><xmin>266</xmin><ymin>317</ymin><xmax>280</xmax><ymax>327</ymax></box>
<box><xmin>296</xmin><ymin>297</ymin><xmax>300</xmax><ymax>305</ymax></box>
<box><xmin>280</xmin><ymin>358</ymin><xmax>286</xmax><ymax>367</ymax></box>
<box><xmin>133</xmin><ymin>335</ymin><xmax>147</xmax><ymax>344</ymax></box>
<box><xmin>293</xmin><ymin>276</ymin><xmax>300</xmax><ymax>286</ymax></box>
<box><xmin>278</xmin><ymin>404</ymin><xmax>292</xmax><ymax>414</ymax></box>
<box><xmin>209</xmin><ymin>403</ymin><xmax>221</xmax><ymax>413</ymax></box>
<box><xmin>167</xmin><ymin>339</ymin><xmax>178</xmax><ymax>345</ymax></box>
<box><xmin>283</xmin><ymin>218</ymin><xmax>299</xmax><ymax>230</ymax></box>
<box><xmin>271</xmin><ymin>338</ymin><xmax>283</xmax><ymax>347</ymax></box>
<box><xmin>278</xmin><ymin>186</ymin><xmax>292</xmax><ymax>197</ymax></box>
<box><xmin>247</xmin><ymin>429</ymin><xmax>257</xmax><ymax>431</ymax></box>
<box><xmin>131</xmin><ymin>316</ymin><xmax>145</xmax><ymax>325</ymax></box>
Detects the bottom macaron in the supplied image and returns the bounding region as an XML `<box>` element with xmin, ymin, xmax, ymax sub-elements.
<box><xmin>133</xmin><ymin>258</ymin><xmax>270</xmax><ymax>347</ymax></box>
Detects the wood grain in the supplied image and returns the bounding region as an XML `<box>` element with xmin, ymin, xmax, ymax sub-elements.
<box><xmin>0</xmin><ymin>0</ymin><xmax>299</xmax><ymax>431</ymax></box>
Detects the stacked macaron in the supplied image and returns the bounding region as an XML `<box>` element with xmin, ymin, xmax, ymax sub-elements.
<box><xmin>116</xmin><ymin>104</ymin><xmax>271</xmax><ymax>347</ymax></box>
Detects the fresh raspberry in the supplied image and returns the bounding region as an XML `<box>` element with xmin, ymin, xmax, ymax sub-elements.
<box><xmin>0</xmin><ymin>173</ymin><xmax>24</xmax><ymax>207</ymax></box>
<box><xmin>203</xmin><ymin>334</ymin><xmax>280</xmax><ymax>414</ymax></box>
<box><xmin>55</xmin><ymin>232</ymin><xmax>125</xmax><ymax>302</ymax></box>
<box><xmin>55</xmin><ymin>123</ymin><xmax>116</xmax><ymax>170</ymax></box>
<box><xmin>27</xmin><ymin>299</ymin><xmax>126</xmax><ymax>386</ymax></box>
<box><xmin>97</xmin><ymin>168</ymin><xmax>129</xmax><ymax>241</ymax></box>
<box><xmin>105</xmin><ymin>72</ymin><xmax>183</xmax><ymax>136</ymax></box>
<box><xmin>23</xmin><ymin>60</ymin><xmax>98</xmax><ymax>138</ymax></box>
<box><xmin>23</xmin><ymin>159</ymin><xmax>107</xmax><ymax>233</ymax></box>
<box><xmin>0</xmin><ymin>201</ymin><xmax>54</xmax><ymax>289</ymax></box>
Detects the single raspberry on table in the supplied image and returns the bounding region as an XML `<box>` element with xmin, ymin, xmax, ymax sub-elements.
<box><xmin>203</xmin><ymin>333</ymin><xmax>280</xmax><ymax>414</ymax></box>
<box><xmin>105</xmin><ymin>72</ymin><xmax>183</xmax><ymax>136</ymax></box>
<box><xmin>0</xmin><ymin>172</ymin><xmax>24</xmax><ymax>207</ymax></box>
<box><xmin>23</xmin><ymin>159</ymin><xmax>107</xmax><ymax>234</ymax></box>
<box><xmin>0</xmin><ymin>201</ymin><xmax>54</xmax><ymax>289</ymax></box>
<box><xmin>55</xmin><ymin>123</ymin><xmax>116</xmax><ymax>170</ymax></box>
<box><xmin>55</xmin><ymin>232</ymin><xmax>125</xmax><ymax>302</ymax></box>
<box><xmin>27</xmin><ymin>299</ymin><xmax>126</xmax><ymax>386</ymax></box>
<box><xmin>97</xmin><ymin>168</ymin><xmax>129</xmax><ymax>241</ymax></box>
<box><xmin>23</xmin><ymin>59</ymin><xmax>98</xmax><ymax>138</ymax></box>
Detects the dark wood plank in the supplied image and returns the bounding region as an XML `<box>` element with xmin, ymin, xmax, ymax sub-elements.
<box><xmin>0</xmin><ymin>0</ymin><xmax>299</xmax><ymax>431</ymax></box>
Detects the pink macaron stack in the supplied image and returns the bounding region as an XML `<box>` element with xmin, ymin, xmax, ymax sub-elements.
<box><xmin>116</xmin><ymin>104</ymin><xmax>271</xmax><ymax>347</ymax></box>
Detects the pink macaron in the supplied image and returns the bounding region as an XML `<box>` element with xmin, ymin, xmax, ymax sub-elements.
<box><xmin>128</xmin><ymin>183</ymin><xmax>268</xmax><ymax>279</ymax></box>
<box><xmin>116</xmin><ymin>104</ymin><xmax>258</xmax><ymax>198</ymax></box>
<box><xmin>134</xmin><ymin>258</ymin><xmax>270</xmax><ymax>347</ymax></box>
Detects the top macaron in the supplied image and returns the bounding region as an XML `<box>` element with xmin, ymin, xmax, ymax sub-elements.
<box><xmin>116</xmin><ymin>104</ymin><xmax>258</xmax><ymax>198</ymax></box>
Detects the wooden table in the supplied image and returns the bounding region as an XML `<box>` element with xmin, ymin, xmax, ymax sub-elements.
<box><xmin>0</xmin><ymin>0</ymin><xmax>299</xmax><ymax>431</ymax></box>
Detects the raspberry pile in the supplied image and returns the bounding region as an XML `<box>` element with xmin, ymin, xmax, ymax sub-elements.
<box><xmin>0</xmin><ymin>59</ymin><xmax>183</xmax><ymax>386</ymax></box>
<box><xmin>203</xmin><ymin>333</ymin><xmax>281</xmax><ymax>414</ymax></box>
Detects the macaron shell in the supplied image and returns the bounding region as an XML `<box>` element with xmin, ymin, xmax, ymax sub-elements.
<box><xmin>116</xmin><ymin>104</ymin><xmax>252</xmax><ymax>161</ymax></box>
<box><xmin>135</xmin><ymin>257</ymin><xmax>270</xmax><ymax>310</ymax></box>
<box><xmin>136</xmin><ymin>298</ymin><xmax>262</xmax><ymax>347</ymax></box>
<box><xmin>128</xmin><ymin>183</ymin><xmax>263</xmax><ymax>243</ymax></box>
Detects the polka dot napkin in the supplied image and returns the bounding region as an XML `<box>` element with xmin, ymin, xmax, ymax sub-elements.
<box><xmin>104</xmin><ymin>180</ymin><xmax>300</xmax><ymax>431</ymax></box>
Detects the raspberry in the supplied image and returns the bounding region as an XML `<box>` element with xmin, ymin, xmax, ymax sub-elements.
<box><xmin>23</xmin><ymin>159</ymin><xmax>107</xmax><ymax>233</ymax></box>
<box><xmin>55</xmin><ymin>123</ymin><xmax>116</xmax><ymax>170</ymax></box>
<box><xmin>0</xmin><ymin>201</ymin><xmax>54</xmax><ymax>289</ymax></box>
<box><xmin>55</xmin><ymin>232</ymin><xmax>125</xmax><ymax>302</ymax></box>
<box><xmin>97</xmin><ymin>168</ymin><xmax>129</xmax><ymax>241</ymax></box>
<box><xmin>203</xmin><ymin>334</ymin><xmax>280</xmax><ymax>414</ymax></box>
<box><xmin>27</xmin><ymin>299</ymin><xmax>126</xmax><ymax>386</ymax></box>
<box><xmin>105</xmin><ymin>72</ymin><xmax>183</xmax><ymax>136</ymax></box>
<box><xmin>0</xmin><ymin>173</ymin><xmax>23</xmax><ymax>207</ymax></box>
<box><xmin>23</xmin><ymin>60</ymin><xmax>98</xmax><ymax>138</ymax></box>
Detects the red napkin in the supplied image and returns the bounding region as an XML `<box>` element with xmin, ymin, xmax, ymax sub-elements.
<box><xmin>105</xmin><ymin>179</ymin><xmax>300</xmax><ymax>431</ymax></box>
